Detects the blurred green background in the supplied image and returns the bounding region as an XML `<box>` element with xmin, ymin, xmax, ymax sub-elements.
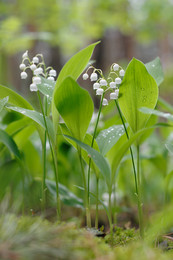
<box><xmin>1</xmin><ymin>0</ymin><xmax>173</xmax><ymax>100</ymax></box>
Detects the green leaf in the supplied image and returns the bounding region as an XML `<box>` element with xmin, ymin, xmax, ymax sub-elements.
<box><xmin>111</xmin><ymin>125</ymin><xmax>163</xmax><ymax>182</ymax></box>
<box><xmin>52</xmin><ymin>41</ymin><xmax>99</xmax><ymax>133</ymax></box>
<box><xmin>64</xmin><ymin>135</ymin><xmax>111</xmax><ymax>188</ymax></box>
<box><xmin>6</xmin><ymin>106</ymin><xmax>55</xmax><ymax>142</ymax></box>
<box><xmin>119</xmin><ymin>58</ymin><xmax>158</xmax><ymax>134</ymax></box>
<box><xmin>0</xmin><ymin>96</ymin><xmax>9</xmax><ymax>113</ymax></box>
<box><xmin>145</xmin><ymin>57</ymin><xmax>164</xmax><ymax>86</ymax></box>
<box><xmin>0</xmin><ymin>129</ymin><xmax>21</xmax><ymax>159</ymax></box>
<box><xmin>54</xmin><ymin>77</ymin><xmax>94</xmax><ymax>141</ymax></box>
<box><xmin>139</xmin><ymin>107</ymin><xmax>173</xmax><ymax>122</ymax></box>
<box><xmin>96</xmin><ymin>125</ymin><xmax>125</xmax><ymax>156</ymax></box>
<box><xmin>0</xmin><ymin>85</ymin><xmax>33</xmax><ymax>109</ymax></box>
<box><xmin>37</xmin><ymin>77</ymin><xmax>55</xmax><ymax>98</ymax></box>
<box><xmin>46</xmin><ymin>179</ymin><xmax>84</xmax><ymax>209</ymax></box>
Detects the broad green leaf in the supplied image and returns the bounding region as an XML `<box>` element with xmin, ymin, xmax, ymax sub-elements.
<box><xmin>96</xmin><ymin>125</ymin><xmax>125</xmax><ymax>156</ymax></box>
<box><xmin>0</xmin><ymin>85</ymin><xmax>33</xmax><ymax>109</ymax></box>
<box><xmin>0</xmin><ymin>129</ymin><xmax>21</xmax><ymax>159</ymax></box>
<box><xmin>64</xmin><ymin>135</ymin><xmax>111</xmax><ymax>188</ymax></box>
<box><xmin>0</xmin><ymin>96</ymin><xmax>9</xmax><ymax>113</ymax></box>
<box><xmin>139</xmin><ymin>107</ymin><xmax>173</xmax><ymax>122</ymax></box>
<box><xmin>145</xmin><ymin>57</ymin><xmax>164</xmax><ymax>86</ymax></box>
<box><xmin>119</xmin><ymin>58</ymin><xmax>158</xmax><ymax>134</ymax></box>
<box><xmin>37</xmin><ymin>77</ymin><xmax>55</xmax><ymax>98</ymax></box>
<box><xmin>46</xmin><ymin>179</ymin><xmax>84</xmax><ymax>209</ymax></box>
<box><xmin>54</xmin><ymin>77</ymin><xmax>94</xmax><ymax>141</ymax></box>
<box><xmin>5</xmin><ymin>117</ymin><xmax>33</xmax><ymax>136</ymax></box>
<box><xmin>6</xmin><ymin>106</ymin><xmax>55</xmax><ymax>142</ymax></box>
<box><xmin>52</xmin><ymin>41</ymin><xmax>99</xmax><ymax>133</ymax></box>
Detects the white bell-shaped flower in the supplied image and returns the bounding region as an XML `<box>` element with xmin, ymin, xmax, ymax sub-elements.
<box><xmin>30</xmin><ymin>64</ymin><xmax>37</xmax><ymax>71</ymax></box>
<box><xmin>32</xmin><ymin>57</ymin><xmax>39</xmax><ymax>64</ymax></box>
<box><xmin>19</xmin><ymin>63</ymin><xmax>26</xmax><ymax>70</ymax></box>
<box><xmin>110</xmin><ymin>89</ymin><xmax>119</xmax><ymax>100</ymax></box>
<box><xmin>90</xmin><ymin>72</ymin><xmax>98</xmax><ymax>81</ymax></box>
<box><xmin>110</xmin><ymin>82</ymin><xmax>116</xmax><ymax>89</ymax></box>
<box><xmin>103</xmin><ymin>98</ymin><xmax>108</xmax><ymax>106</ymax></box>
<box><xmin>93</xmin><ymin>82</ymin><xmax>100</xmax><ymax>90</ymax></box>
<box><xmin>49</xmin><ymin>69</ymin><xmax>57</xmax><ymax>77</ymax></box>
<box><xmin>99</xmin><ymin>79</ymin><xmax>107</xmax><ymax>86</ymax></box>
<box><xmin>33</xmin><ymin>76</ymin><xmax>41</xmax><ymax>85</ymax></box>
<box><xmin>30</xmin><ymin>83</ymin><xmax>38</xmax><ymax>92</ymax></box>
<box><xmin>21</xmin><ymin>71</ymin><xmax>27</xmax><ymax>79</ymax></box>
<box><xmin>113</xmin><ymin>63</ymin><xmax>119</xmax><ymax>71</ymax></box>
<box><xmin>119</xmin><ymin>69</ymin><xmax>125</xmax><ymax>77</ymax></box>
<box><xmin>34</xmin><ymin>67</ymin><xmax>43</xmax><ymax>75</ymax></box>
<box><xmin>47</xmin><ymin>76</ymin><xmax>54</xmax><ymax>81</ymax></box>
<box><xmin>115</xmin><ymin>77</ymin><xmax>122</xmax><ymax>84</ymax></box>
<box><xmin>96</xmin><ymin>88</ymin><xmax>104</xmax><ymax>95</ymax></box>
<box><xmin>82</xmin><ymin>73</ymin><xmax>89</xmax><ymax>80</ymax></box>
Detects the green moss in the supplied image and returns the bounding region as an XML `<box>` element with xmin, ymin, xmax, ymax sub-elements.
<box><xmin>105</xmin><ymin>226</ymin><xmax>138</xmax><ymax>247</ymax></box>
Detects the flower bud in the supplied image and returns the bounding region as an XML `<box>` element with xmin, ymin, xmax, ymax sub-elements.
<box><xmin>22</xmin><ymin>50</ymin><xmax>28</xmax><ymax>59</ymax></box>
<box><xmin>90</xmin><ymin>72</ymin><xmax>98</xmax><ymax>81</ymax></box>
<box><xmin>96</xmin><ymin>88</ymin><xmax>104</xmax><ymax>95</ymax></box>
<box><xmin>119</xmin><ymin>69</ymin><xmax>125</xmax><ymax>77</ymax></box>
<box><xmin>103</xmin><ymin>98</ymin><xmax>108</xmax><ymax>106</ymax></box>
<box><xmin>82</xmin><ymin>73</ymin><xmax>89</xmax><ymax>80</ymax></box>
<box><xmin>32</xmin><ymin>57</ymin><xmax>39</xmax><ymax>64</ymax></box>
<box><xmin>113</xmin><ymin>63</ymin><xmax>119</xmax><ymax>71</ymax></box>
<box><xmin>21</xmin><ymin>71</ymin><xmax>27</xmax><ymax>79</ymax></box>
<box><xmin>30</xmin><ymin>83</ymin><xmax>38</xmax><ymax>92</ymax></box>
<box><xmin>33</xmin><ymin>76</ymin><xmax>41</xmax><ymax>85</ymax></box>
<box><xmin>115</xmin><ymin>77</ymin><xmax>122</xmax><ymax>84</ymax></box>
<box><xmin>19</xmin><ymin>63</ymin><xmax>26</xmax><ymax>70</ymax></box>
<box><xmin>93</xmin><ymin>82</ymin><xmax>100</xmax><ymax>90</ymax></box>
<box><xmin>49</xmin><ymin>69</ymin><xmax>57</xmax><ymax>77</ymax></box>
<box><xmin>100</xmin><ymin>79</ymin><xmax>107</xmax><ymax>86</ymax></box>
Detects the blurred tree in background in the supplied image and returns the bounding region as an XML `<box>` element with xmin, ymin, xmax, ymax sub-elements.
<box><xmin>0</xmin><ymin>0</ymin><xmax>173</xmax><ymax>96</ymax></box>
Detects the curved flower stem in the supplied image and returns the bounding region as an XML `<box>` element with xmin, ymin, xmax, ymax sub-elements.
<box><xmin>87</xmin><ymin>94</ymin><xmax>104</xmax><ymax>228</ymax></box>
<box><xmin>37</xmin><ymin>91</ymin><xmax>61</xmax><ymax>220</ymax></box>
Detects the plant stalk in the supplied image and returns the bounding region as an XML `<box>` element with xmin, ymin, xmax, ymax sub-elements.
<box><xmin>95</xmin><ymin>177</ymin><xmax>99</xmax><ymax>229</ymax></box>
<box><xmin>78</xmin><ymin>148</ymin><xmax>91</xmax><ymax>227</ymax></box>
<box><xmin>37</xmin><ymin>91</ymin><xmax>61</xmax><ymax>220</ymax></box>
<box><xmin>137</xmin><ymin>145</ymin><xmax>144</xmax><ymax>238</ymax></box>
<box><xmin>87</xmin><ymin>94</ymin><xmax>104</xmax><ymax>228</ymax></box>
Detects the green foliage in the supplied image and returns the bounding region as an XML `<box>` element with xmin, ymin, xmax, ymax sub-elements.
<box><xmin>54</xmin><ymin>77</ymin><xmax>94</xmax><ymax>141</ymax></box>
<box><xmin>119</xmin><ymin>58</ymin><xmax>158</xmax><ymax>134</ymax></box>
<box><xmin>64</xmin><ymin>135</ymin><xmax>111</xmax><ymax>189</ymax></box>
<box><xmin>0</xmin><ymin>129</ymin><xmax>21</xmax><ymax>159</ymax></box>
<box><xmin>52</xmin><ymin>41</ymin><xmax>99</xmax><ymax>133</ymax></box>
<box><xmin>145</xmin><ymin>57</ymin><xmax>164</xmax><ymax>86</ymax></box>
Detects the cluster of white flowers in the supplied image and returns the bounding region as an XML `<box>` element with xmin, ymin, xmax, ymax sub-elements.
<box><xmin>82</xmin><ymin>63</ymin><xmax>125</xmax><ymax>106</ymax></box>
<box><xmin>19</xmin><ymin>50</ymin><xmax>57</xmax><ymax>92</ymax></box>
